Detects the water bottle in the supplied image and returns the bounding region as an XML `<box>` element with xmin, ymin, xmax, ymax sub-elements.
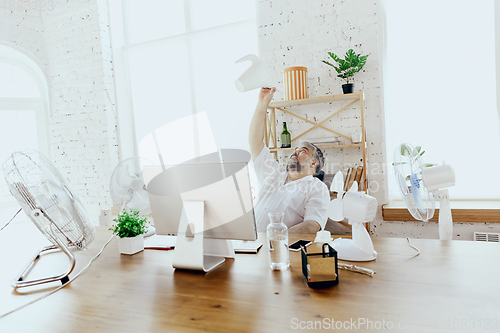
<box><xmin>267</xmin><ymin>212</ymin><xmax>290</xmax><ymax>270</ymax></box>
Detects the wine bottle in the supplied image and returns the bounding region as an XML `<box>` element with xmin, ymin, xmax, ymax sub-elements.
<box><xmin>281</xmin><ymin>122</ymin><xmax>291</xmax><ymax>148</ymax></box>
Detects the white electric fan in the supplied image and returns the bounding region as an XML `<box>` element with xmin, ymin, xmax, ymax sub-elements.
<box><xmin>110</xmin><ymin>157</ymin><xmax>154</xmax><ymax>235</ymax></box>
<box><xmin>393</xmin><ymin>143</ymin><xmax>456</xmax><ymax>240</ymax></box>
<box><xmin>2</xmin><ymin>150</ymin><xmax>95</xmax><ymax>288</ymax></box>
<box><xmin>327</xmin><ymin>170</ymin><xmax>378</xmax><ymax>261</ymax></box>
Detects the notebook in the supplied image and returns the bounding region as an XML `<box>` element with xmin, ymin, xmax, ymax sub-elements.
<box><xmin>231</xmin><ymin>240</ymin><xmax>264</xmax><ymax>253</ymax></box>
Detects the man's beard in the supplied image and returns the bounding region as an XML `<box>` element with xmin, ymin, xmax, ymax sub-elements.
<box><xmin>286</xmin><ymin>157</ymin><xmax>310</xmax><ymax>173</ymax></box>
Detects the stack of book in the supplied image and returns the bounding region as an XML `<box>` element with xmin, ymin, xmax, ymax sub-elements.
<box><xmin>344</xmin><ymin>165</ymin><xmax>363</xmax><ymax>191</ymax></box>
<box><xmin>308</xmin><ymin>137</ymin><xmax>341</xmax><ymax>146</ymax></box>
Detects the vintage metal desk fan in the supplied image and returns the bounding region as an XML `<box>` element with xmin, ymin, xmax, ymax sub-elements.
<box><xmin>2</xmin><ymin>150</ymin><xmax>95</xmax><ymax>288</ymax></box>
<box><xmin>393</xmin><ymin>143</ymin><xmax>455</xmax><ymax>240</ymax></box>
<box><xmin>327</xmin><ymin>170</ymin><xmax>378</xmax><ymax>261</ymax></box>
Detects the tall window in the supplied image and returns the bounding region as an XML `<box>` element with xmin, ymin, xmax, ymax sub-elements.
<box><xmin>109</xmin><ymin>0</ymin><xmax>259</xmax><ymax>162</ymax></box>
<box><xmin>0</xmin><ymin>44</ymin><xmax>50</xmax><ymax>223</ymax></box>
<box><xmin>383</xmin><ymin>0</ymin><xmax>499</xmax><ymax>200</ymax></box>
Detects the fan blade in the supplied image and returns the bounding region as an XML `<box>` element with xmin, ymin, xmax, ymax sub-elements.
<box><xmin>330</xmin><ymin>170</ymin><xmax>344</xmax><ymax>193</ymax></box>
<box><xmin>38</xmin><ymin>162</ymin><xmax>94</xmax><ymax>248</ymax></box>
<box><xmin>110</xmin><ymin>186</ymin><xmax>132</xmax><ymax>209</ymax></box>
<box><xmin>327</xmin><ymin>198</ymin><xmax>344</xmax><ymax>221</ymax></box>
<box><xmin>116</xmin><ymin>164</ymin><xmax>139</xmax><ymax>188</ymax></box>
<box><xmin>348</xmin><ymin>181</ymin><xmax>358</xmax><ymax>192</ymax></box>
<box><xmin>131</xmin><ymin>179</ymin><xmax>145</xmax><ymax>192</ymax></box>
<box><xmin>127</xmin><ymin>190</ymin><xmax>149</xmax><ymax>210</ymax></box>
<box><xmin>67</xmin><ymin>191</ymin><xmax>95</xmax><ymax>248</ymax></box>
<box><xmin>37</xmin><ymin>162</ymin><xmax>75</xmax><ymax>220</ymax></box>
<box><xmin>114</xmin><ymin>185</ymin><xmax>132</xmax><ymax>201</ymax></box>
<box><xmin>410</xmin><ymin>186</ymin><xmax>427</xmax><ymax>215</ymax></box>
<box><xmin>397</xmin><ymin>173</ymin><xmax>408</xmax><ymax>196</ymax></box>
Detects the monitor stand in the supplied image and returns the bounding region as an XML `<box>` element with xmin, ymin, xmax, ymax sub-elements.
<box><xmin>172</xmin><ymin>201</ymin><xmax>234</xmax><ymax>272</ymax></box>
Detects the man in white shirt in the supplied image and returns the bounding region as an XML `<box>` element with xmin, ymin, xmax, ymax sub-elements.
<box><xmin>249</xmin><ymin>87</ymin><xmax>330</xmax><ymax>233</ymax></box>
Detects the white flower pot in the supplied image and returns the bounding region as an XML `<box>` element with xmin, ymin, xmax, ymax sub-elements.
<box><xmin>118</xmin><ymin>235</ymin><xmax>144</xmax><ymax>255</ymax></box>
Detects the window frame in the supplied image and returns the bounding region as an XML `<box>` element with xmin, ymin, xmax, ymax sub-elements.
<box><xmin>0</xmin><ymin>46</ymin><xmax>50</xmax><ymax>157</ymax></box>
<box><xmin>108</xmin><ymin>0</ymin><xmax>258</xmax><ymax>160</ymax></box>
<box><xmin>380</xmin><ymin>0</ymin><xmax>500</xmax><ymax>222</ymax></box>
<box><xmin>0</xmin><ymin>45</ymin><xmax>51</xmax><ymax>218</ymax></box>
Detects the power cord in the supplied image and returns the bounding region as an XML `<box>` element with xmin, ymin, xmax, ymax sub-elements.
<box><xmin>0</xmin><ymin>208</ymin><xmax>22</xmax><ymax>232</ymax></box>
<box><xmin>377</xmin><ymin>237</ymin><xmax>420</xmax><ymax>257</ymax></box>
<box><xmin>0</xmin><ymin>234</ymin><xmax>114</xmax><ymax>319</ymax></box>
<box><xmin>406</xmin><ymin>237</ymin><xmax>420</xmax><ymax>256</ymax></box>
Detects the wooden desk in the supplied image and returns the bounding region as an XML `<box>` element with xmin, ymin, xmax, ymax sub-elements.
<box><xmin>1</xmin><ymin>224</ymin><xmax>499</xmax><ymax>332</ymax></box>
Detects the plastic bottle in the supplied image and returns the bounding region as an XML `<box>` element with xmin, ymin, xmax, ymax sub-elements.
<box><xmin>267</xmin><ymin>212</ymin><xmax>290</xmax><ymax>270</ymax></box>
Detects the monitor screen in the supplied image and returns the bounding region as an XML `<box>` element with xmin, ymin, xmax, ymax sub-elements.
<box><xmin>145</xmin><ymin>149</ymin><xmax>257</xmax><ymax>241</ymax></box>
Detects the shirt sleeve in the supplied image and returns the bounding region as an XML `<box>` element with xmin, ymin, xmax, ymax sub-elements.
<box><xmin>303</xmin><ymin>180</ymin><xmax>331</xmax><ymax>229</ymax></box>
<box><xmin>253</xmin><ymin>146</ymin><xmax>280</xmax><ymax>187</ymax></box>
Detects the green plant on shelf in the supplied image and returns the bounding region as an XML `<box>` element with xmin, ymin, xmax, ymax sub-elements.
<box><xmin>109</xmin><ymin>209</ymin><xmax>148</xmax><ymax>238</ymax></box>
<box><xmin>322</xmin><ymin>49</ymin><xmax>370</xmax><ymax>84</ymax></box>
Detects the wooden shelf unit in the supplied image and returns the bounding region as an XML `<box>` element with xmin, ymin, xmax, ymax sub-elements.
<box><xmin>265</xmin><ymin>91</ymin><xmax>368</xmax><ymax>190</ymax></box>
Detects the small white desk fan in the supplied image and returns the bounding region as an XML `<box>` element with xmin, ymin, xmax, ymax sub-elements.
<box><xmin>2</xmin><ymin>150</ymin><xmax>95</xmax><ymax>288</ymax></box>
<box><xmin>110</xmin><ymin>157</ymin><xmax>155</xmax><ymax>235</ymax></box>
<box><xmin>328</xmin><ymin>170</ymin><xmax>377</xmax><ymax>261</ymax></box>
<box><xmin>393</xmin><ymin>143</ymin><xmax>456</xmax><ymax>240</ymax></box>
<box><xmin>110</xmin><ymin>157</ymin><xmax>150</xmax><ymax>213</ymax></box>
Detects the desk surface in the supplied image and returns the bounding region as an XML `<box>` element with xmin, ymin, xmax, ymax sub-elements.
<box><xmin>1</xmin><ymin>224</ymin><xmax>500</xmax><ymax>333</ymax></box>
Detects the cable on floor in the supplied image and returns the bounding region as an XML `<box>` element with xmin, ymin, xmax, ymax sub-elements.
<box><xmin>0</xmin><ymin>208</ymin><xmax>22</xmax><ymax>232</ymax></box>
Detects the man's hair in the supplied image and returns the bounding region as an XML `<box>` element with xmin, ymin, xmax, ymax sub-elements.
<box><xmin>301</xmin><ymin>141</ymin><xmax>324</xmax><ymax>175</ymax></box>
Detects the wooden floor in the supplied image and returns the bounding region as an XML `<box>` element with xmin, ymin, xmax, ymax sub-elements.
<box><xmin>1</xmin><ymin>223</ymin><xmax>500</xmax><ymax>332</ymax></box>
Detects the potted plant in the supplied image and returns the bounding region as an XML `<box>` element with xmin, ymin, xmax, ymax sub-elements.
<box><xmin>109</xmin><ymin>209</ymin><xmax>148</xmax><ymax>255</ymax></box>
<box><xmin>322</xmin><ymin>49</ymin><xmax>370</xmax><ymax>94</ymax></box>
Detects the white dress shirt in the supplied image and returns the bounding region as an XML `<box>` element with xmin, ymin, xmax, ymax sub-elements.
<box><xmin>253</xmin><ymin>146</ymin><xmax>330</xmax><ymax>232</ymax></box>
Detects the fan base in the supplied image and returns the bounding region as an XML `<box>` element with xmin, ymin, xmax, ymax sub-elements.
<box><xmin>330</xmin><ymin>238</ymin><xmax>377</xmax><ymax>261</ymax></box>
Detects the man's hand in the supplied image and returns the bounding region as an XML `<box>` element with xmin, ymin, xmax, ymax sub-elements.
<box><xmin>289</xmin><ymin>220</ymin><xmax>321</xmax><ymax>234</ymax></box>
<box><xmin>249</xmin><ymin>87</ymin><xmax>277</xmax><ymax>159</ymax></box>
<box><xmin>258</xmin><ymin>87</ymin><xmax>276</xmax><ymax>106</ymax></box>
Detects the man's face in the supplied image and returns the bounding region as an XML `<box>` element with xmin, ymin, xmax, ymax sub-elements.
<box><xmin>286</xmin><ymin>146</ymin><xmax>316</xmax><ymax>173</ymax></box>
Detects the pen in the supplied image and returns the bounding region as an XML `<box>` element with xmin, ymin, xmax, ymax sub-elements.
<box><xmin>144</xmin><ymin>246</ymin><xmax>175</xmax><ymax>251</ymax></box>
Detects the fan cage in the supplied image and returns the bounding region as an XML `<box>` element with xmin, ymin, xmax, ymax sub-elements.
<box><xmin>110</xmin><ymin>157</ymin><xmax>150</xmax><ymax>212</ymax></box>
<box><xmin>2</xmin><ymin>150</ymin><xmax>95</xmax><ymax>250</ymax></box>
<box><xmin>393</xmin><ymin>144</ymin><xmax>435</xmax><ymax>222</ymax></box>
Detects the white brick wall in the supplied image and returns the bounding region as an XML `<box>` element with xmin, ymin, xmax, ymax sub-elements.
<box><xmin>0</xmin><ymin>6</ymin><xmax>49</xmax><ymax>75</ymax></box>
<box><xmin>42</xmin><ymin>0</ymin><xmax>119</xmax><ymax>223</ymax></box>
<box><xmin>0</xmin><ymin>0</ymin><xmax>119</xmax><ymax>224</ymax></box>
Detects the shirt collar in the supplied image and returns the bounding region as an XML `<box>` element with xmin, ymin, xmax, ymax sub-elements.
<box><xmin>284</xmin><ymin>174</ymin><xmax>314</xmax><ymax>185</ymax></box>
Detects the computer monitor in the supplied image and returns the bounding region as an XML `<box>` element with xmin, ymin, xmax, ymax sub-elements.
<box><xmin>145</xmin><ymin>149</ymin><xmax>257</xmax><ymax>272</ymax></box>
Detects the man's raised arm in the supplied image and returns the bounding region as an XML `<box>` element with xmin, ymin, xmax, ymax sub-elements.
<box><xmin>248</xmin><ymin>87</ymin><xmax>276</xmax><ymax>159</ymax></box>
